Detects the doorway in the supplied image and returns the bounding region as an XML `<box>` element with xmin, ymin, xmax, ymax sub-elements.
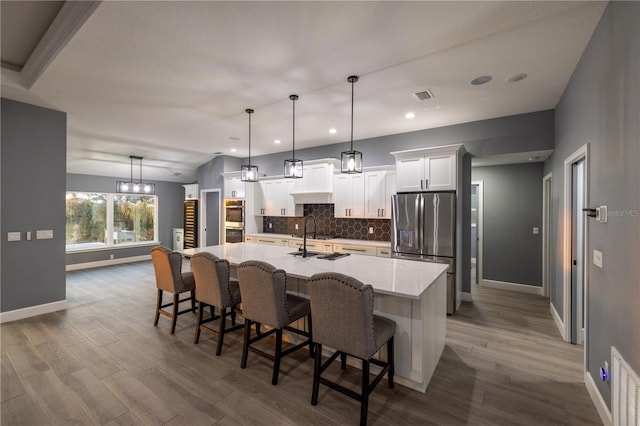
<box><xmin>563</xmin><ymin>144</ymin><xmax>589</xmax><ymax>347</ymax></box>
<box><xmin>542</xmin><ymin>173</ymin><xmax>552</xmax><ymax>298</ymax></box>
<box><xmin>471</xmin><ymin>181</ymin><xmax>483</xmax><ymax>286</ymax></box>
<box><xmin>200</xmin><ymin>189</ymin><xmax>222</xmax><ymax>247</ymax></box>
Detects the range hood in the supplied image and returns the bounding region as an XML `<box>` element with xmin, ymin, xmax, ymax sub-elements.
<box><xmin>291</xmin><ymin>191</ymin><xmax>333</xmax><ymax>204</ymax></box>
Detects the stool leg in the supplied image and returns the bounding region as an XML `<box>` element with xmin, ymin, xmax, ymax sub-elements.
<box><xmin>170</xmin><ymin>294</ymin><xmax>179</xmax><ymax>334</ymax></box>
<box><xmin>307</xmin><ymin>313</ymin><xmax>314</xmax><ymax>357</ymax></box>
<box><xmin>311</xmin><ymin>343</ymin><xmax>322</xmax><ymax>406</ymax></box>
<box><xmin>272</xmin><ymin>329</ymin><xmax>283</xmax><ymax>385</ymax></box>
<box><xmin>387</xmin><ymin>336</ymin><xmax>395</xmax><ymax>389</ymax></box>
<box><xmin>190</xmin><ymin>289</ymin><xmax>196</xmax><ymax>313</ymax></box>
<box><xmin>360</xmin><ymin>359</ymin><xmax>370</xmax><ymax>426</ymax></box>
<box><xmin>154</xmin><ymin>289</ymin><xmax>162</xmax><ymax>326</ymax></box>
<box><xmin>215</xmin><ymin>306</ymin><xmax>226</xmax><ymax>356</ymax></box>
<box><xmin>194</xmin><ymin>301</ymin><xmax>204</xmax><ymax>344</ymax></box>
<box><xmin>231</xmin><ymin>305</ymin><xmax>237</xmax><ymax>326</ymax></box>
<box><xmin>241</xmin><ymin>320</ymin><xmax>251</xmax><ymax>369</ymax></box>
<box><xmin>340</xmin><ymin>352</ymin><xmax>347</xmax><ymax>370</ymax></box>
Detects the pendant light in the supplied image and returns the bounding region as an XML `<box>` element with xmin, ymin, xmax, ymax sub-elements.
<box><xmin>341</xmin><ymin>75</ymin><xmax>363</xmax><ymax>173</ymax></box>
<box><xmin>116</xmin><ymin>156</ymin><xmax>155</xmax><ymax>194</ymax></box>
<box><xmin>241</xmin><ymin>108</ymin><xmax>259</xmax><ymax>182</ymax></box>
<box><xmin>284</xmin><ymin>94</ymin><xmax>303</xmax><ymax>178</ymax></box>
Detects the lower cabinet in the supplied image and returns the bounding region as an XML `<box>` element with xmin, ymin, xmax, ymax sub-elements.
<box><xmin>252</xmin><ymin>236</ymin><xmax>289</xmax><ymax>246</ymax></box>
<box><xmin>333</xmin><ymin>243</ymin><xmax>377</xmax><ymax>257</ymax></box>
<box><xmin>288</xmin><ymin>239</ymin><xmax>333</xmax><ymax>252</ymax></box>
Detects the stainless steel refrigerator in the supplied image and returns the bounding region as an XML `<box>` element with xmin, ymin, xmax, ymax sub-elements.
<box><xmin>391</xmin><ymin>192</ymin><xmax>456</xmax><ymax>314</ymax></box>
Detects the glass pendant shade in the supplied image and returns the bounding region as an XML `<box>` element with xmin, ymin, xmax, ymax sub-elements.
<box><xmin>341</xmin><ymin>75</ymin><xmax>363</xmax><ymax>174</ymax></box>
<box><xmin>284</xmin><ymin>94</ymin><xmax>303</xmax><ymax>178</ymax></box>
<box><xmin>116</xmin><ymin>156</ymin><xmax>155</xmax><ymax>194</ymax></box>
<box><xmin>241</xmin><ymin>108</ymin><xmax>258</xmax><ymax>182</ymax></box>
<box><xmin>341</xmin><ymin>150</ymin><xmax>363</xmax><ymax>174</ymax></box>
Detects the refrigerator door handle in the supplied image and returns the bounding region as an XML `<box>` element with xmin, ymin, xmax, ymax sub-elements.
<box><xmin>415</xmin><ymin>194</ymin><xmax>422</xmax><ymax>254</ymax></box>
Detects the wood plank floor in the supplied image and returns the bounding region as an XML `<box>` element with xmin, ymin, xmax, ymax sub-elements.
<box><xmin>1</xmin><ymin>261</ymin><xmax>602</xmax><ymax>425</ymax></box>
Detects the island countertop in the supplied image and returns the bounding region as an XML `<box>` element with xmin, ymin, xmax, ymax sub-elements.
<box><xmin>182</xmin><ymin>243</ymin><xmax>447</xmax><ymax>299</ymax></box>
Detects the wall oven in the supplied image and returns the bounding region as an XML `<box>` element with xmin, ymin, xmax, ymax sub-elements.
<box><xmin>224</xmin><ymin>199</ymin><xmax>245</xmax><ymax>228</ymax></box>
<box><xmin>225</xmin><ymin>227</ymin><xmax>244</xmax><ymax>244</ymax></box>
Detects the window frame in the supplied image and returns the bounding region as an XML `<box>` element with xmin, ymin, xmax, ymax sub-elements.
<box><xmin>65</xmin><ymin>191</ymin><xmax>159</xmax><ymax>253</ymax></box>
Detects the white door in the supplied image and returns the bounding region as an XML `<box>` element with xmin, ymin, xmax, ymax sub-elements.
<box><xmin>571</xmin><ymin>159</ymin><xmax>586</xmax><ymax>345</ymax></box>
<box><xmin>350</xmin><ymin>174</ymin><xmax>365</xmax><ymax>218</ymax></box>
<box><xmin>365</xmin><ymin>172</ymin><xmax>384</xmax><ymax>218</ymax></box>
<box><xmin>425</xmin><ymin>153</ymin><xmax>456</xmax><ymax>191</ymax></box>
<box><xmin>395</xmin><ymin>156</ymin><xmax>425</xmax><ymax>192</ymax></box>
<box><xmin>334</xmin><ymin>174</ymin><xmax>351</xmax><ymax>218</ymax></box>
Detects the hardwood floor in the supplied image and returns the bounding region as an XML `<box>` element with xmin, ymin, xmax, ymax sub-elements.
<box><xmin>1</xmin><ymin>261</ymin><xmax>602</xmax><ymax>425</ymax></box>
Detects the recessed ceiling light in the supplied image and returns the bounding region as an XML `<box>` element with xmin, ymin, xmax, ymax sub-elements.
<box><xmin>274</xmin><ymin>139</ymin><xmax>281</xmax><ymax>144</ymax></box>
<box><xmin>230</xmin><ymin>148</ymin><xmax>237</xmax><ymax>153</ymax></box>
<box><xmin>506</xmin><ymin>73</ymin><xmax>528</xmax><ymax>83</ymax></box>
<box><xmin>405</xmin><ymin>112</ymin><xmax>415</xmax><ymax>119</ymax></box>
<box><xmin>329</xmin><ymin>128</ymin><xmax>337</xmax><ymax>134</ymax></box>
<box><xmin>470</xmin><ymin>75</ymin><xmax>492</xmax><ymax>86</ymax></box>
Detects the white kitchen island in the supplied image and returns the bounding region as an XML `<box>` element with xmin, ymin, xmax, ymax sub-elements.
<box><xmin>182</xmin><ymin>242</ymin><xmax>448</xmax><ymax>393</ymax></box>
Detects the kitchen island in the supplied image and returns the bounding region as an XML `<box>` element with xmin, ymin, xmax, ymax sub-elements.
<box><xmin>182</xmin><ymin>242</ymin><xmax>448</xmax><ymax>392</ymax></box>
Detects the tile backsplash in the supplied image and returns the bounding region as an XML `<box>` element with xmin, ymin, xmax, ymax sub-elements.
<box><xmin>262</xmin><ymin>204</ymin><xmax>391</xmax><ymax>241</ymax></box>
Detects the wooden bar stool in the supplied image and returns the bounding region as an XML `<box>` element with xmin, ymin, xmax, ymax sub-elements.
<box><xmin>150</xmin><ymin>246</ymin><xmax>196</xmax><ymax>334</ymax></box>
<box><xmin>307</xmin><ymin>272</ymin><xmax>396</xmax><ymax>426</ymax></box>
<box><xmin>191</xmin><ymin>252</ymin><xmax>243</xmax><ymax>356</ymax></box>
<box><xmin>236</xmin><ymin>260</ymin><xmax>313</xmax><ymax>385</ymax></box>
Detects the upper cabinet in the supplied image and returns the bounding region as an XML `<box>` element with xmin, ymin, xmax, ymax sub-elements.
<box><xmin>365</xmin><ymin>169</ymin><xmax>396</xmax><ymax>219</ymax></box>
<box><xmin>392</xmin><ymin>145</ymin><xmax>463</xmax><ymax>192</ymax></box>
<box><xmin>334</xmin><ymin>174</ymin><xmax>365</xmax><ymax>218</ymax></box>
<box><xmin>291</xmin><ymin>159</ymin><xmax>340</xmax><ymax>204</ymax></box>
<box><xmin>254</xmin><ymin>178</ymin><xmax>302</xmax><ymax>217</ymax></box>
<box><xmin>222</xmin><ymin>172</ymin><xmax>245</xmax><ymax>199</ymax></box>
<box><xmin>183</xmin><ymin>184</ymin><xmax>199</xmax><ymax>199</ymax></box>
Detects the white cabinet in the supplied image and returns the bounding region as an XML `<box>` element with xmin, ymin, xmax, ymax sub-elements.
<box><xmin>183</xmin><ymin>184</ymin><xmax>199</xmax><ymax>199</ymax></box>
<box><xmin>365</xmin><ymin>170</ymin><xmax>396</xmax><ymax>219</ymax></box>
<box><xmin>333</xmin><ymin>243</ymin><xmax>377</xmax><ymax>256</ymax></box>
<box><xmin>334</xmin><ymin>174</ymin><xmax>365</xmax><ymax>218</ymax></box>
<box><xmin>393</xmin><ymin>146</ymin><xmax>460</xmax><ymax>192</ymax></box>
<box><xmin>291</xmin><ymin>159</ymin><xmax>339</xmax><ymax>204</ymax></box>
<box><xmin>254</xmin><ymin>179</ymin><xmax>302</xmax><ymax>217</ymax></box>
<box><xmin>252</xmin><ymin>236</ymin><xmax>289</xmax><ymax>246</ymax></box>
<box><xmin>223</xmin><ymin>174</ymin><xmax>245</xmax><ymax>199</ymax></box>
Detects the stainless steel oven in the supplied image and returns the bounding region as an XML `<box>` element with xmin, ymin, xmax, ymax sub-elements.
<box><xmin>224</xmin><ymin>199</ymin><xmax>245</xmax><ymax>228</ymax></box>
<box><xmin>225</xmin><ymin>227</ymin><xmax>244</xmax><ymax>244</ymax></box>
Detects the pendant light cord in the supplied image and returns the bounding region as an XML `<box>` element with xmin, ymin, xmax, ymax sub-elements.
<box><xmin>139</xmin><ymin>157</ymin><xmax>142</xmax><ymax>184</ymax></box>
<box><xmin>350</xmin><ymin>78</ymin><xmax>354</xmax><ymax>151</ymax></box>
<box><xmin>130</xmin><ymin>156</ymin><xmax>133</xmax><ymax>183</ymax></box>
<box><xmin>291</xmin><ymin>95</ymin><xmax>296</xmax><ymax>158</ymax></box>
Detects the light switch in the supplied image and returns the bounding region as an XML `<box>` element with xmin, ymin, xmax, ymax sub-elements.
<box><xmin>533</xmin><ymin>227</ymin><xmax>540</xmax><ymax>235</ymax></box>
<box><xmin>26</xmin><ymin>231</ymin><xmax>32</xmax><ymax>241</ymax></box>
<box><xmin>593</xmin><ymin>250</ymin><xmax>603</xmax><ymax>268</ymax></box>
<box><xmin>7</xmin><ymin>232</ymin><xmax>21</xmax><ymax>241</ymax></box>
<box><xmin>36</xmin><ymin>230</ymin><xmax>54</xmax><ymax>239</ymax></box>
<box><xmin>368</xmin><ymin>227</ymin><xmax>374</xmax><ymax>234</ymax></box>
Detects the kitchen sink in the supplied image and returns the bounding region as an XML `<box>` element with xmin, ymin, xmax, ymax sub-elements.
<box><xmin>288</xmin><ymin>251</ymin><xmax>350</xmax><ymax>260</ymax></box>
<box><xmin>288</xmin><ymin>251</ymin><xmax>320</xmax><ymax>257</ymax></box>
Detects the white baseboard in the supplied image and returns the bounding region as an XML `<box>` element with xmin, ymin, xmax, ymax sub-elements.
<box><xmin>584</xmin><ymin>371</ymin><xmax>612</xmax><ymax>426</ymax></box>
<box><xmin>0</xmin><ymin>300</ymin><xmax>68</xmax><ymax>324</ymax></box>
<box><xmin>479</xmin><ymin>279</ymin><xmax>543</xmax><ymax>295</ymax></box>
<box><xmin>66</xmin><ymin>254</ymin><xmax>151</xmax><ymax>271</ymax></box>
<box><xmin>460</xmin><ymin>292</ymin><xmax>473</xmax><ymax>302</ymax></box>
<box><xmin>550</xmin><ymin>303</ymin><xmax>566</xmax><ymax>341</ymax></box>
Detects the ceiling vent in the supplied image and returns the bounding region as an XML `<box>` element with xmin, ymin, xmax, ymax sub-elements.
<box><xmin>413</xmin><ymin>89</ymin><xmax>434</xmax><ymax>101</ymax></box>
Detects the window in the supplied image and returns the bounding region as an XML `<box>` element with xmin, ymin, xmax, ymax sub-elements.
<box><xmin>66</xmin><ymin>192</ymin><xmax>158</xmax><ymax>251</ymax></box>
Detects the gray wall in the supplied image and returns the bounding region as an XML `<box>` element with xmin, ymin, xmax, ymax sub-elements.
<box><xmin>246</xmin><ymin>110</ymin><xmax>554</xmax><ymax>176</ymax></box>
<box><xmin>546</xmin><ymin>1</ymin><xmax>639</xmax><ymax>407</ymax></box>
<box><xmin>196</xmin><ymin>155</ymin><xmax>242</xmax><ymax>190</ymax></box>
<box><xmin>1</xmin><ymin>99</ymin><xmax>67</xmax><ymax>312</ymax></box>
<box><xmin>472</xmin><ymin>163</ymin><xmax>543</xmax><ymax>286</ymax></box>
<box><xmin>66</xmin><ymin>173</ymin><xmax>185</xmax><ymax>265</ymax></box>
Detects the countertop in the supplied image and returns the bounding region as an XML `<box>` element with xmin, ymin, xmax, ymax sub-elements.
<box><xmin>246</xmin><ymin>233</ymin><xmax>391</xmax><ymax>249</ymax></box>
<box><xmin>182</xmin><ymin>243</ymin><xmax>447</xmax><ymax>299</ymax></box>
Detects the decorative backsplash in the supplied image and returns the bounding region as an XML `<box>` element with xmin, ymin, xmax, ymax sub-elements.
<box><xmin>262</xmin><ymin>204</ymin><xmax>391</xmax><ymax>241</ymax></box>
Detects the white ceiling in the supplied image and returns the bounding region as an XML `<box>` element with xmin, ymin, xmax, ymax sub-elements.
<box><xmin>1</xmin><ymin>1</ymin><xmax>606</xmax><ymax>183</ymax></box>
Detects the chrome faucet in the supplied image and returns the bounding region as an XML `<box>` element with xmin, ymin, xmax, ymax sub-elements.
<box><xmin>302</xmin><ymin>215</ymin><xmax>317</xmax><ymax>258</ymax></box>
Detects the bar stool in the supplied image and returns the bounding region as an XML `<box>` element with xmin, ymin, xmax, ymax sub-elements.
<box><xmin>190</xmin><ymin>252</ymin><xmax>243</xmax><ymax>356</ymax></box>
<box><xmin>236</xmin><ymin>260</ymin><xmax>313</xmax><ymax>385</ymax></box>
<box><xmin>307</xmin><ymin>272</ymin><xmax>396</xmax><ymax>426</ymax></box>
<box><xmin>150</xmin><ymin>246</ymin><xmax>196</xmax><ymax>334</ymax></box>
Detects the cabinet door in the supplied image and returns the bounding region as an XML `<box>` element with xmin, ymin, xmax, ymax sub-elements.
<box><xmin>334</xmin><ymin>175</ymin><xmax>351</xmax><ymax>218</ymax></box>
<box><xmin>224</xmin><ymin>176</ymin><xmax>243</xmax><ymax>199</ymax></box>
<box><xmin>263</xmin><ymin>181</ymin><xmax>276</xmax><ymax>216</ymax></box>
<box><xmin>365</xmin><ymin>172</ymin><xmax>385</xmax><ymax>218</ymax></box>
<box><xmin>395</xmin><ymin>156</ymin><xmax>425</xmax><ymax>192</ymax></box>
<box><xmin>425</xmin><ymin>153</ymin><xmax>456</xmax><ymax>191</ymax></box>
<box><xmin>279</xmin><ymin>179</ymin><xmax>297</xmax><ymax>216</ymax></box>
<box><xmin>382</xmin><ymin>172</ymin><xmax>396</xmax><ymax>219</ymax></box>
<box><xmin>350</xmin><ymin>174</ymin><xmax>365</xmax><ymax>218</ymax></box>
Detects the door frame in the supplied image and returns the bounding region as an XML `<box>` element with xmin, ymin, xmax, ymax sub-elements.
<box><xmin>472</xmin><ymin>180</ymin><xmax>484</xmax><ymax>285</ymax></box>
<box><xmin>542</xmin><ymin>172</ymin><xmax>552</xmax><ymax>298</ymax></box>
<box><xmin>562</xmin><ymin>144</ymin><xmax>589</xmax><ymax>349</ymax></box>
<box><xmin>199</xmin><ymin>188</ymin><xmax>223</xmax><ymax>247</ymax></box>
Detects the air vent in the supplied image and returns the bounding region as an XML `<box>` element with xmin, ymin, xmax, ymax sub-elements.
<box><xmin>413</xmin><ymin>89</ymin><xmax>434</xmax><ymax>101</ymax></box>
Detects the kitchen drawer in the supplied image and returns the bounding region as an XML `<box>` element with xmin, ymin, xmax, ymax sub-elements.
<box><xmin>245</xmin><ymin>236</ymin><xmax>254</xmax><ymax>243</ymax></box>
<box><xmin>333</xmin><ymin>243</ymin><xmax>377</xmax><ymax>256</ymax></box>
<box><xmin>288</xmin><ymin>240</ymin><xmax>333</xmax><ymax>252</ymax></box>
<box><xmin>376</xmin><ymin>247</ymin><xmax>392</xmax><ymax>258</ymax></box>
<box><xmin>253</xmin><ymin>237</ymin><xmax>288</xmax><ymax>246</ymax></box>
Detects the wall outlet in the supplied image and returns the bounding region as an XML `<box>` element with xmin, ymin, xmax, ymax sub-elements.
<box><xmin>295</xmin><ymin>224</ymin><xmax>299</xmax><ymax>230</ymax></box>
<box><xmin>36</xmin><ymin>229</ymin><xmax>53</xmax><ymax>239</ymax></box>
<box><xmin>368</xmin><ymin>227</ymin><xmax>374</xmax><ymax>234</ymax></box>
<box><xmin>7</xmin><ymin>232</ymin><xmax>21</xmax><ymax>241</ymax></box>
<box><xmin>593</xmin><ymin>250</ymin><xmax>603</xmax><ymax>268</ymax></box>
<box><xmin>26</xmin><ymin>231</ymin><xmax>32</xmax><ymax>241</ymax></box>
<box><xmin>268</xmin><ymin>222</ymin><xmax>273</xmax><ymax>229</ymax></box>
<box><xmin>533</xmin><ymin>227</ymin><xmax>540</xmax><ymax>235</ymax></box>
<box><xmin>110</xmin><ymin>254</ymin><xmax>115</xmax><ymax>260</ymax></box>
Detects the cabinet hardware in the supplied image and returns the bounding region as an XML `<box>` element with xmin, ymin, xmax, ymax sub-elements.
<box><xmin>425</xmin><ymin>179</ymin><xmax>428</xmax><ymax>189</ymax></box>
<box><xmin>343</xmin><ymin>247</ymin><xmax>366</xmax><ymax>252</ymax></box>
<box><xmin>381</xmin><ymin>208</ymin><xmax>384</xmax><ymax>217</ymax></box>
<box><xmin>420</xmin><ymin>180</ymin><xmax>424</xmax><ymax>190</ymax></box>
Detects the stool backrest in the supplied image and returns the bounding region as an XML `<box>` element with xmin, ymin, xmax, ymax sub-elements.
<box><xmin>237</xmin><ymin>260</ymin><xmax>289</xmax><ymax>328</ymax></box>
<box><xmin>150</xmin><ymin>246</ymin><xmax>183</xmax><ymax>293</ymax></box>
<box><xmin>308</xmin><ymin>272</ymin><xmax>376</xmax><ymax>360</ymax></box>
<box><xmin>191</xmin><ymin>252</ymin><xmax>232</xmax><ymax>308</ymax></box>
